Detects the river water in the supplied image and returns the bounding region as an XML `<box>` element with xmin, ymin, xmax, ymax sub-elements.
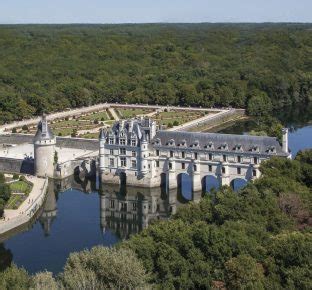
<box><xmin>0</xmin><ymin>107</ymin><xmax>311</xmax><ymax>275</ymax></box>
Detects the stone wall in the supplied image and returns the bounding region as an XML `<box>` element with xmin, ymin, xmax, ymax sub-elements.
<box><xmin>0</xmin><ymin>134</ymin><xmax>98</xmax><ymax>151</ymax></box>
<box><xmin>0</xmin><ymin>157</ymin><xmax>34</xmax><ymax>174</ymax></box>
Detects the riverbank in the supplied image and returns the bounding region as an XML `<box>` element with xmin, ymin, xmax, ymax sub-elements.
<box><xmin>0</xmin><ymin>176</ymin><xmax>48</xmax><ymax>236</ymax></box>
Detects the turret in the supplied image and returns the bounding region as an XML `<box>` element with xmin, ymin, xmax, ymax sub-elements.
<box><xmin>99</xmin><ymin>129</ymin><xmax>106</xmax><ymax>173</ymax></box>
<box><xmin>33</xmin><ymin>114</ymin><xmax>56</xmax><ymax>178</ymax></box>
<box><xmin>282</xmin><ymin>128</ymin><xmax>289</xmax><ymax>154</ymax></box>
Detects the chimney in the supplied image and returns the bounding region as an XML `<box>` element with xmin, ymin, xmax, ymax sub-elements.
<box><xmin>282</xmin><ymin>128</ymin><xmax>289</xmax><ymax>153</ymax></box>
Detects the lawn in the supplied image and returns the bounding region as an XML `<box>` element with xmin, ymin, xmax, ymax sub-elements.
<box><xmin>5</xmin><ymin>194</ymin><xmax>25</xmax><ymax>210</ymax></box>
<box><xmin>10</xmin><ymin>180</ymin><xmax>32</xmax><ymax>194</ymax></box>
<box><xmin>81</xmin><ymin>111</ymin><xmax>110</xmax><ymax>121</ymax></box>
<box><xmin>117</xmin><ymin>108</ymin><xmax>154</xmax><ymax>119</ymax></box>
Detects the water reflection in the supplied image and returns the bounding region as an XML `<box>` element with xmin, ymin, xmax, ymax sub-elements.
<box><xmin>0</xmin><ymin>176</ymin><xmax>202</xmax><ymax>274</ymax></box>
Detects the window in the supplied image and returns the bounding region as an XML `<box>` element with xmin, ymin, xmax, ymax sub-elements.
<box><xmin>170</xmin><ymin>151</ymin><xmax>174</xmax><ymax>158</ymax></box>
<box><xmin>110</xmin><ymin>158</ymin><xmax>114</xmax><ymax>167</ymax></box>
<box><xmin>223</xmin><ymin>155</ymin><xmax>227</xmax><ymax>162</ymax></box>
<box><xmin>109</xmin><ymin>138</ymin><xmax>114</xmax><ymax>144</ymax></box>
<box><xmin>222</xmin><ymin>167</ymin><xmax>226</xmax><ymax>174</ymax></box>
<box><xmin>209</xmin><ymin>153</ymin><xmax>212</xmax><ymax>161</ymax></box>
<box><xmin>237</xmin><ymin>156</ymin><xmax>241</xmax><ymax>163</ymax></box>
<box><xmin>110</xmin><ymin>149</ymin><xmax>114</xmax><ymax>155</ymax></box>
<box><xmin>132</xmin><ymin>203</ymin><xmax>137</xmax><ymax>210</ymax></box>
<box><xmin>253</xmin><ymin>169</ymin><xmax>257</xmax><ymax>177</ymax></box>
<box><xmin>131</xmin><ymin>139</ymin><xmax>136</xmax><ymax>146</ymax></box>
<box><xmin>194</xmin><ymin>152</ymin><xmax>198</xmax><ymax>160</ymax></box>
<box><xmin>120</xmin><ymin>138</ymin><xmax>126</xmax><ymax>145</ymax></box>
<box><xmin>169</xmin><ymin>162</ymin><xmax>172</xmax><ymax>170</ymax></box>
<box><xmin>237</xmin><ymin>167</ymin><xmax>241</xmax><ymax>175</ymax></box>
<box><xmin>182</xmin><ymin>151</ymin><xmax>185</xmax><ymax>158</ymax></box>
<box><xmin>120</xmin><ymin>157</ymin><xmax>126</xmax><ymax>167</ymax></box>
<box><xmin>254</xmin><ymin>157</ymin><xmax>258</xmax><ymax>164</ymax></box>
<box><xmin>193</xmin><ymin>165</ymin><xmax>197</xmax><ymax>172</ymax></box>
<box><xmin>110</xmin><ymin>200</ymin><xmax>115</xmax><ymax>208</ymax></box>
<box><xmin>156</xmin><ymin>150</ymin><xmax>160</xmax><ymax>156</ymax></box>
<box><xmin>120</xmin><ymin>148</ymin><xmax>126</xmax><ymax>155</ymax></box>
<box><xmin>131</xmin><ymin>160</ymin><xmax>137</xmax><ymax>168</ymax></box>
<box><xmin>209</xmin><ymin>165</ymin><xmax>212</xmax><ymax>172</ymax></box>
<box><xmin>132</xmin><ymin>151</ymin><xmax>136</xmax><ymax>157</ymax></box>
<box><xmin>182</xmin><ymin>163</ymin><xmax>185</xmax><ymax>170</ymax></box>
<box><xmin>156</xmin><ymin>161</ymin><xmax>160</xmax><ymax>167</ymax></box>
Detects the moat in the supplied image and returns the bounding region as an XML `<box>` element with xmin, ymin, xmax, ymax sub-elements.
<box><xmin>0</xmin><ymin>113</ymin><xmax>311</xmax><ymax>275</ymax></box>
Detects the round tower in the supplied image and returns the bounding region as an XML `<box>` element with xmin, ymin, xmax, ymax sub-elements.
<box><xmin>34</xmin><ymin>114</ymin><xmax>56</xmax><ymax>178</ymax></box>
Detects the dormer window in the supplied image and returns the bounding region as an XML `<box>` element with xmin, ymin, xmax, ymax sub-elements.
<box><xmin>179</xmin><ymin>139</ymin><xmax>187</xmax><ymax>147</ymax></box>
<box><xmin>192</xmin><ymin>140</ymin><xmax>199</xmax><ymax>148</ymax></box>
<box><xmin>120</xmin><ymin>138</ymin><xmax>126</xmax><ymax>145</ymax></box>
<box><xmin>234</xmin><ymin>144</ymin><xmax>243</xmax><ymax>152</ymax></box>
<box><xmin>220</xmin><ymin>143</ymin><xmax>228</xmax><ymax>150</ymax></box>
<box><xmin>267</xmin><ymin>146</ymin><xmax>276</xmax><ymax>153</ymax></box>
<box><xmin>109</xmin><ymin>138</ymin><xmax>114</xmax><ymax>145</ymax></box>
<box><xmin>251</xmin><ymin>146</ymin><xmax>259</xmax><ymax>153</ymax></box>
<box><xmin>167</xmin><ymin>139</ymin><xmax>175</xmax><ymax>146</ymax></box>
<box><xmin>131</xmin><ymin>139</ymin><xmax>136</xmax><ymax>146</ymax></box>
<box><xmin>205</xmin><ymin>142</ymin><xmax>214</xmax><ymax>150</ymax></box>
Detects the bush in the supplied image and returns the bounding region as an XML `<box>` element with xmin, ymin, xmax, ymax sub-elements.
<box><xmin>0</xmin><ymin>264</ymin><xmax>31</xmax><ymax>290</ymax></box>
<box><xmin>11</xmin><ymin>128</ymin><xmax>17</xmax><ymax>133</ymax></box>
<box><xmin>21</xmin><ymin>125</ymin><xmax>28</xmax><ymax>131</ymax></box>
<box><xmin>60</xmin><ymin>246</ymin><xmax>148</xmax><ymax>289</ymax></box>
<box><xmin>167</xmin><ymin>122</ymin><xmax>173</xmax><ymax>128</ymax></box>
<box><xmin>173</xmin><ymin>120</ymin><xmax>179</xmax><ymax>126</ymax></box>
<box><xmin>19</xmin><ymin>175</ymin><xmax>26</xmax><ymax>182</ymax></box>
<box><xmin>12</xmin><ymin>174</ymin><xmax>19</xmax><ymax>180</ymax></box>
<box><xmin>31</xmin><ymin>271</ymin><xmax>58</xmax><ymax>290</ymax></box>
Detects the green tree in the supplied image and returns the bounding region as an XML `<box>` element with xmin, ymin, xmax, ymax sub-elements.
<box><xmin>225</xmin><ymin>254</ymin><xmax>265</xmax><ymax>290</ymax></box>
<box><xmin>247</xmin><ymin>91</ymin><xmax>272</xmax><ymax>117</ymax></box>
<box><xmin>60</xmin><ymin>246</ymin><xmax>148</xmax><ymax>289</ymax></box>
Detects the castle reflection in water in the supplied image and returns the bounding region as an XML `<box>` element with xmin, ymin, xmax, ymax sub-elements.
<box><xmin>38</xmin><ymin>174</ymin><xmax>201</xmax><ymax>240</ymax></box>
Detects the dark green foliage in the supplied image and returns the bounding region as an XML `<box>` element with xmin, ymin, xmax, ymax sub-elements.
<box><xmin>124</xmin><ymin>151</ymin><xmax>312</xmax><ymax>288</ymax></box>
<box><xmin>0</xmin><ymin>264</ymin><xmax>31</xmax><ymax>290</ymax></box>
<box><xmin>0</xmin><ymin>24</ymin><xmax>311</xmax><ymax>123</ymax></box>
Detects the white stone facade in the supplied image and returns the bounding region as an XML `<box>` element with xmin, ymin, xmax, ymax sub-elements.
<box><xmin>99</xmin><ymin>118</ymin><xmax>290</xmax><ymax>192</ymax></box>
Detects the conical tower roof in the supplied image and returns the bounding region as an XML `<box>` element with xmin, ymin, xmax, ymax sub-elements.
<box><xmin>34</xmin><ymin>114</ymin><xmax>54</xmax><ymax>142</ymax></box>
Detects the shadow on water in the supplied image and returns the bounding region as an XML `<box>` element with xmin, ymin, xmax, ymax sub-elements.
<box><xmin>0</xmin><ymin>173</ymin><xmax>199</xmax><ymax>275</ymax></box>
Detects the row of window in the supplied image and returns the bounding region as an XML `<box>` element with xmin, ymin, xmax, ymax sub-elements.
<box><xmin>109</xmin><ymin>138</ymin><xmax>137</xmax><ymax>146</ymax></box>
<box><xmin>110</xmin><ymin>148</ymin><xmax>137</xmax><ymax>157</ymax></box>
<box><xmin>109</xmin><ymin>158</ymin><xmax>136</xmax><ymax>168</ymax></box>
<box><xmin>156</xmin><ymin>150</ymin><xmax>258</xmax><ymax>164</ymax></box>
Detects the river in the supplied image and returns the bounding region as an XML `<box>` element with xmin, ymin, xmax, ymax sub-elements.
<box><xmin>0</xmin><ymin>107</ymin><xmax>311</xmax><ymax>275</ymax></box>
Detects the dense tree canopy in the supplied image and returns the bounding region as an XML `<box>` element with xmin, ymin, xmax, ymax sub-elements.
<box><xmin>0</xmin><ymin>151</ymin><xmax>311</xmax><ymax>289</ymax></box>
<box><xmin>0</xmin><ymin>24</ymin><xmax>311</xmax><ymax>123</ymax></box>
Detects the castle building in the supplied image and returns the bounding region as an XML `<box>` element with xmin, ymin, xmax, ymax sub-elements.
<box><xmin>99</xmin><ymin>118</ymin><xmax>290</xmax><ymax>191</ymax></box>
<box><xmin>34</xmin><ymin>114</ymin><xmax>56</xmax><ymax>178</ymax></box>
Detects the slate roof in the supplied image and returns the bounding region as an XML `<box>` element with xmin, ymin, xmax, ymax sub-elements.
<box><xmin>34</xmin><ymin>115</ymin><xmax>54</xmax><ymax>141</ymax></box>
<box><xmin>152</xmin><ymin>130</ymin><xmax>287</xmax><ymax>156</ymax></box>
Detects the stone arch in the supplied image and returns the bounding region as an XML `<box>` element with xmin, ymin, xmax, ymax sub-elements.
<box><xmin>177</xmin><ymin>173</ymin><xmax>192</xmax><ymax>202</ymax></box>
<box><xmin>202</xmin><ymin>175</ymin><xmax>220</xmax><ymax>194</ymax></box>
<box><xmin>230</xmin><ymin>178</ymin><xmax>248</xmax><ymax>191</ymax></box>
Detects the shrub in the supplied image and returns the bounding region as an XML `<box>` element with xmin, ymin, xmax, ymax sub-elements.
<box><xmin>0</xmin><ymin>264</ymin><xmax>31</xmax><ymax>290</ymax></box>
<box><xmin>11</xmin><ymin>128</ymin><xmax>17</xmax><ymax>133</ymax></box>
<box><xmin>12</xmin><ymin>173</ymin><xmax>19</xmax><ymax>180</ymax></box>
<box><xmin>21</xmin><ymin>125</ymin><xmax>28</xmax><ymax>131</ymax></box>
<box><xmin>60</xmin><ymin>246</ymin><xmax>148</xmax><ymax>289</ymax></box>
<box><xmin>31</xmin><ymin>271</ymin><xmax>58</xmax><ymax>290</ymax></box>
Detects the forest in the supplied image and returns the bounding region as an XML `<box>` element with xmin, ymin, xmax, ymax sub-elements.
<box><xmin>0</xmin><ymin>24</ymin><xmax>311</xmax><ymax>124</ymax></box>
<box><xmin>1</xmin><ymin>150</ymin><xmax>311</xmax><ymax>289</ymax></box>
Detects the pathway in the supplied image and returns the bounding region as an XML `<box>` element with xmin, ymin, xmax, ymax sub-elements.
<box><xmin>0</xmin><ymin>176</ymin><xmax>48</xmax><ymax>235</ymax></box>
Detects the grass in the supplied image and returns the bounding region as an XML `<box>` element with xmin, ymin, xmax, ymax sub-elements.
<box><xmin>81</xmin><ymin>111</ymin><xmax>109</xmax><ymax>121</ymax></box>
<box><xmin>5</xmin><ymin>194</ymin><xmax>25</xmax><ymax>210</ymax></box>
<box><xmin>80</xmin><ymin>132</ymin><xmax>99</xmax><ymax>139</ymax></box>
<box><xmin>118</xmin><ymin>108</ymin><xmax>153</xmax><ymax>119</ymax></box>
<box><xmin>10</xmin><ymin>180</ymin><xmax>32</xmax><ymax>194</ymax></box>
